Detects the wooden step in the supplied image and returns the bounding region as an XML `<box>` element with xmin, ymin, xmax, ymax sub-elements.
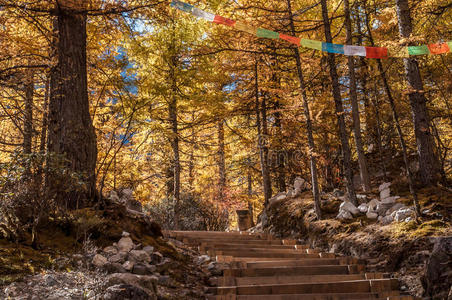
<box><xmin>200</xmin><ymin>243</ymin><xmax>309</xmax><ymax>250</ymax></box>
<box><xmin>206</xmin><ymin>291</ymin><xmax>407</xmax><ymax>300</ymax></box>
<box><xmin>208</xmin><ymin>279</ymin><xmax>399</xmax><ymax>295</ymax></box>
<box><xmin>219</xmin><ymin>273</ymin><xmax>386</xmax><ymax>286</ymax></box>
<box><xmin>224</xmin><ymin>265</ymin><xmax>361</xmax><ymax>277</ymax></box>
<box><xmin>210</xmin><ymin>250</ymin><xmax>324</xmax><ymax>258</ymax></box>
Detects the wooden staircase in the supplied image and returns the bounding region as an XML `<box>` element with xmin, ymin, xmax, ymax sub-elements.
<box><xmin>165</xmin><ymin>231</ymin><xmax>418</xmax><ymax>300</ymax></box>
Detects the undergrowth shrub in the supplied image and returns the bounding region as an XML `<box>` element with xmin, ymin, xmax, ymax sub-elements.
<box><xmin>0</xmin><ymin>151</ymin><xmax>87</xmax><ymax>247</ymax></box>
<box><xmin>145</xmin><ymin>192</ymin><xmax>228</xmax><ymax>231</ymax></box>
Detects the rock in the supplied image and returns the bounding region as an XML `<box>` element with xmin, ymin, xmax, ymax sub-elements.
<box><xmin>105</xmin><ymin>262</ymin><xmax>127</xmax><ymax>273</ymax></box>
<box><xmin>336</xmin><ymin>210</ymin><xmax>353</xmax><ymax>220</ymax></box>
<box><xmin>356</xmin><ymin>194</ymin><xmax>367</xmax><ymax>201</ymax></box>
<box><xmin>385</xmin><ymin>203</ymin><xmax>406</xmax><ymax>216</ymax></box>
<box><xmin>207</xmin><ymin>262</ymin><xmax>224</xmax><ymax>276</ymax></box>
<box><xmin>122</xmin><ymin>188</ymin><xmax>134</xmax><ymax>200</ymax></box>
<box><xmin>118</xmin><ymin>237</ymin><xmax>134</xmax><ymax>252</ymax></box>
<box><xmin>293</xmin><ymin>177</ymin><xmax>308</xmax><ymax>195</ymax></box>
<box><xmin>109</xmin><ymin>252</ymin><xmax>128</xmax><ymax>264</ymax></box>
<box><xmin>106</xmin><ymin>273</ymin><xmax>158</xmax><ymax>299</ymax></box>
<box><xmin>421</xmin><ymin>237</ymin><xmax>452</xmax><ymax>299</ymax></box>
<box><xmin>156</xmin><ymin>258</ymin><xmax>173</xmax><ymax>274</ymax></box>
<box><xmin>367</xmin><ymin>199</ymin><xmax>380</xmax><ymax>212</ymax></box>
<box><xmin>358</xmin><ymin>203</ymin><xmax>368</xmax><ymax>213</ymax></box>
<box><xmin>146</xmin><ymin>264</ymin><xmax>156</xmax><ymax>274</ymax></box>
<box><xmin>103</xmin><ymin>246</ymin><xmax>118</xmax><ymax>256</ymax></box>
<box><xmin>122</xmin><ymin>231</ymin><xmax>130</xmax><ymax>237</ymax></box>
<box><xmin>43</xmin><ymin>274</ymin><xmax>58</xmax><ymax>286</ymax></box>
<box><xmin>405</xmin><ymin>217</ymin><xmax>413</xmax><ymax>222</ymax></box>
<box><xmin>123</xmin><ymin>261</ymin><xmax>134</xmax><ymax>271</ymax></box>
<box><xmin>269</xmin><ymin>192</ymin><xmax>287</xmax><ymax>206</ymax></box>
<box><xmin>376</xmin><ymin>202</ymin><xmax>394</xmax><ymax>216</ymax></box>
<box><xmin>381</xmin><ymin>196</ymin><xmax>400</xmax><ymax>204</ymax></box>
<box><xmin>92</xmin><ymin>254</ymin><xmax>108</xmax><ymax>268</ymax></box>
<box><xmin>380</xmin><ymin>188</ymin><xmax>391</xmax><ymax>200</ymax></box>
<box><xmin>332</xmin><ymin>189</ymin><xmax>345</xmax><ymax>197</ymax></box>
<box><xmin>157</xmin><ymin>275</ymin><xmax>171</xmax><ymax>286</ymax></box>
<box><xmin>378</xmin><ymin>182</ymin><xmax>391</xmax><ymax>192</ymax></box>
<box><xmin>339</xmin><ymin>201</ymin><xmax>360</xmax><ymax>216</ymax></box>
<box><xmin>380</xmin><ymin>215</ymin><xmax>394</xmax><ymax>225</ymax></box>
<box><xmin>366</xmin><ymin>211</ymin><xmax>378</xmax><ymax>220</ymax></box>
<box><xmin>129</xmin><ymin>250</ymin><xmax>151</xmax><ymax>263</ymax></box>
<box><xmin>109</xmin><ymin>191</ymin><xmax>120</xmax><ymax>203</ymax></box>
<box><xmin>151</xmin><ymin>252</ymin><xmax>163</xmax><ymax>264</ymax></box>
<box><xmin>103</xmin><ymin>284</ymin><xmax>152</xmax><ymax>300</ymax></box>
<box><xmin>394</xmin><ymin>208</ymin><xmax>414</xmax><ymax>222</ymax></box>
<box><xmin>142</xmin><ymin>246</ymin><xmax>154</xmax><ymax>255</ymax></box>
<box><xmin>132</xmin><ymin>264</ymin><xmax>148</xmax><ymax>275</ymax></box>
<box><xmin>195</xmin><ymin>255</ymin><xmax>210</xmax><ymax>265</ymax></box>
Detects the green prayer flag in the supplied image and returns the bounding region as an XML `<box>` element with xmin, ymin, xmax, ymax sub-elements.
<box><xmin>408</xmin><ymin>45</ymin><xmax>429</xmax><ymax>55</ymax></box>
<box><xmin>448</xmin><ymin>41</ymin><xmax>452</xmax><ymax>50</ymax></box>
<box><xmin>300</xmin><ymin>39</ymin><xmax>322</xmax><ymax>51</ymax></box>
<box><xmin>256</xmin><ymin>28</ymin><xmax>279</xmax><ymax>39</ymax></box>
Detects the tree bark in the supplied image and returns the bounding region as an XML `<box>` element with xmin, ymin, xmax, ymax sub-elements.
<box><xmin>344</xmin><ymin>0</ymin><xmax>371</xmax><ymax>192</ymax></box>
<box><xmin>23</xmin><ymin>69</ymin><xmax>34</xmax><ymax>154</ymax></box>
<box><xmin>169</xmin><ymin>72</ymin><xmax>180</xmax><ymax>230</ymax></box>
<box><xmin>255</xmin><ymin>59</ymin><xmax>272</xmax><ymax>206</ymax></box>
<box><xmin>217</xmin><ymin>120</ymin><xmax>226</xmax><ymax>200</ymax></box>
<box><xmin>395</xmin><ymin>0</ymin><xmax>441</xmax><ymax>185</ymax></box>
<box><xmin>48</xmin><ymin>1</ymin><xmax>97</xmax><ymax>208</ymax></box>
<box><xmin>320</xmin><ymin>0</ymin><xmax>357</xmax><ymax>205</ymax></box>
<box><xmin>286</xmin><ymin>0</ymin><xmax>322</xmax><ymax>219</ymax></box>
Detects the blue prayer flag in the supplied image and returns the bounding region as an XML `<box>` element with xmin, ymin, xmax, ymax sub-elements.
<box><xmin>322</xmin><ymin>42</ymin><xmax>345</xmax><ymax>54</ymax></box>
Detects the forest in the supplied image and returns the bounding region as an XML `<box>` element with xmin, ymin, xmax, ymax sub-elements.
<box><xmin>0</xmin><ymin>0</ymin><xmax>451</xmax><ymax>299</ymax></box>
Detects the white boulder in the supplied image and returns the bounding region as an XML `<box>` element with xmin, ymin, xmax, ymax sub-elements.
<box><xmin>339</xmin><ymin>201</ymin><xmax>360</xmax><ymax>216</ymax></box>
<box><xmin>358</xmin><ymin>203</ymin><xmax>369</xmax><ymax>213</ymax></box>
<box><xmin>394</xmin><ymin>208</ymin><xmax>414</xmax><ymax>222</ymax></box>
<box><xmin>366</xmin><ymin>211</ymin><xmax>378</xmax><ymax>220</ymax></box>
<box><xmin>367</xmin><ymin>199</ymin><xmax>380</xmax><ymax>212</ymax></box>
<box><xmin>129</xmin><ymin>250</ymin><xmax>151</xmax><ymax>263</ymax></box>
<box><xmin>379</xmin><ymin>182</ymin><xmax>392</xmax><ymax>192</ymax></box>
<box><xmin>337</xmin><ymin>210</ymin><xmax>353</xmax><ymax>220</ymax></box>
<box><xmin>380</xmin><ymin>188</ymin><xmax>391</xmax><ymax>200</ymax></box>
<box><xmin>118</xmin><ymin>237</ymin><xmax>134</xmax><ymax>252</ymax></box>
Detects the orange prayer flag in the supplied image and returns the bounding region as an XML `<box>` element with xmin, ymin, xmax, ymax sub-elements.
<box><xmin>213</xmin><ymin>15</ymin><xmax>236</xmax><ymax>27</ymax></box>
<box><xmin>279</xmin><ymin>33</ymin><xmax>300</xmax><ymax>46</ymax></box>
<box><xmin>365</xmin><ymin>47</ymin><xmax>388</xmax><ymax>59</ymax></box>
<box><xmin>427</xmin><ymin>43</ymin><xmax>450</xmax><ymax>55</ymax></box>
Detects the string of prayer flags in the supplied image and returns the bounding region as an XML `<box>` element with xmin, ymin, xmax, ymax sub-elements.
<box><xmin>257</xmin><ymin>28</ymin><xmax>279</xmax><ymax>39</ymax></box>
<box><xmin>365</xmin><ymin>47</ymin><xmax>388</xmax><ymax>59</ymax></box>
<box><xmin>408</xmin><ymin>45</ymin><xmax>430</xmax><ymax>55</ymax></box>
<box><xmin>322</xmin><ymin>43</ymin><xmax>345</xmax><ymax>55</ymax></box>
<box><xmin>301</xmin><ymin>39</ymin><xmax>322</xmax><ymax>51</ymax></box>
<box><xmin>192</xmin><ymin>7</ymin><xmax>215</xmax><ymax>22</ymax></box>
<box><xmin>344</xmin><ymin>45</ymin><xmax>366</xmax><ymax>56</ymax></box>
<box><xmin>170</xmin><ymin>0</ymin><xmax>193</xmax><ymax>13</ymax></box>
<box><xmin>428</xmin><ymin>43</ymin><xmax>450</xmax><ymax>55</ymax></box>
<box><xmin>214</xmin><ymin>15</ymin><xmax>235</xmax><ymax>27</ymax></box>
<box><xmin>279</xmin><ymin>33</ymin><xmax>301</xmax><ymax>46</ymax></box>
<box><xmin>234</xmin><ymin>21</ymin><xmax>256</xmax><ymax>35</ymax></box>
<box><xmin>170</xmin><ymin>1</ymin><xmax>452</xmax><ymax>59</ymax></box>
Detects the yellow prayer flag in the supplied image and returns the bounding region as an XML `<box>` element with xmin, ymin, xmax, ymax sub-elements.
<box><xmin>234</xmin><ymin>21</ymin><xmax>256</xmax><ymax>35</ymax></box>
<box><xmin>387</xmin><ymin>45</ymin><xmax>409</xmax><ymax>58</ymax></box>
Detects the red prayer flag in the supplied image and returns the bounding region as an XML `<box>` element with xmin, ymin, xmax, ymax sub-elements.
<box><xmin>279</xmin><ymin>33</ymin><xmax>300</xmax><ymax>46</ymax></box>
<box><xmin>213</xmin><ymin>15</ymin><xmax>236</xmax><ymax>27</ymax></box>
<box><xmin>427</xmin><ymin>43</ymin><xmax>450</xmax><ymax>55</ymax></box>
<box><xmin>365</xmin><ymin>47</ymin><xmax>388</xmax><ymax>59</ymax></box>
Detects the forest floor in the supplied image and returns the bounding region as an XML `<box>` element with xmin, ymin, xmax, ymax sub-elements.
<box><xmin>261</xmin><ymin>185</ymin><xmax>452</xmax><ymax>298</ymax></box>
<box><xmin>0</xmin><ymin>202</ymin><xmax>214</xmax><ymax>299</ymax></box>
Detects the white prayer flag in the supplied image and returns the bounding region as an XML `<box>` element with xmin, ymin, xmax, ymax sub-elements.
<box><xmin>192</xmin><ymin>7</ymin><xmax>215</xmax><ymax>22</ymax></box>
<box><xmin>344</xmin><ymin>45</ymin><xmax>366</xmax><ymax>56</ymax></box>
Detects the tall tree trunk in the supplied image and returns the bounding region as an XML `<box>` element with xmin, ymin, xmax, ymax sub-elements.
<box><xmin>23</xmin><ymin>69</ymin><xmax>34</xmax><ymax>154</ymax></box>
<box><xmin>320</xmin><ymin>0</ymin><xmax>357</xmax><ymax>205</ymax></box>
<box><xmin>364</xmin><ymin>2</ymin><xmax>421</xmax><ymax>217</ymax></box>
<box><xmin>274</xmin><ymin>97</ymin><xmax>286</xmax><ymax>193</ymax></box>
<box><xmin>286</xmin><ymin>0</ymin><xmax>322</xmax><ymax>218</ymax></box>
<box><xmin>395</xmin><ymin>0</ymin><xmax>441</xmax><ymax>185</ymax></box>
<box><xmin>39</xmin><ymin>76</ymin><xmax>50</xmax><ymax>153</ymax></box>
<box><xmin>48</xmin><ymin>1</ymin><xmax>97</xmax><ymax>209</ymax></box>
<box><xmin>217</xmin><ymin>120</ymin><xmax>226</xmax><ymax>200</ymax></box>
<box><xmin>247</xmin><ymin>166</ymin><xmax>254</xmax><ymax>225</ymax></box>
<box><xmin>188</xmin><ymin>112</ymin><xmax>195</xmax><ymax>191</ymax></box>
<box><xmin>255</xmin><ymin>59</ymin><xmax>272</xmax><ymax>206</ymax></box>
<box><xmin>344</xmin><ymin>0</ymin><xmax>371</xmax><ymax>192</ymax></box>
<box><xmin>169</xmin><ymin>75</ymin><xmax>180</xmax><ymax>230</ymax></box>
